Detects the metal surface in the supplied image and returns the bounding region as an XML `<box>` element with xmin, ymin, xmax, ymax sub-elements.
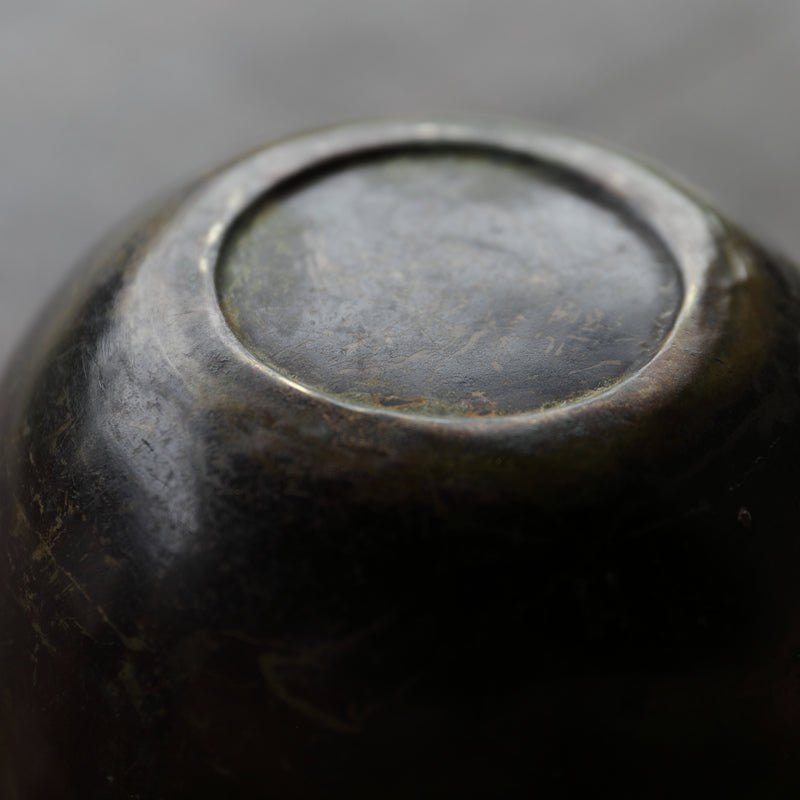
<box><xmin>2</xmin><ymin>120</ymin><xmax>800</xmax><ymax>798</ymax></box>
<box><xmin>219</xmin><ymin>147</ymin><xmax>681</xmax><ymax>415</ymax></box>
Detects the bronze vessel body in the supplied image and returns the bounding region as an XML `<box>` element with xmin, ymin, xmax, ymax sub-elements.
<box><xmin>2</xmin><ymin>121</ymin><xmax>800</xmax><ymax>798</ymax></box>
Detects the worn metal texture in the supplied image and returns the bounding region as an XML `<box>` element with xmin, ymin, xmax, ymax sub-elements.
<box><xmin>2</xmin><ymin>121</ymin><xmax>800</xmax><ymax>798</ymax></box>
<box><xmin>219</xmin><ymin>148</ymin><xmax>681</xmax><ymax>415</ymax></box>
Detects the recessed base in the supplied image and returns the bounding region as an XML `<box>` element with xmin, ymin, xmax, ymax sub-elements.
<box><xmin>217</xmin><ymin>148</ymin><xmax>681</xmax><ymax>416</ymax></box>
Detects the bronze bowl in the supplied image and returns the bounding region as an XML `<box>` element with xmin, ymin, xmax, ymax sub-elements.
<box><xmin>2</xmin><ymin>120</ymin><xmax>800</xmax><ymax>798</ymax></box>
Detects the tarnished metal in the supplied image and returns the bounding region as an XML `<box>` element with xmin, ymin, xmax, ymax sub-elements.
<box><xmin>2</xmin><ymin>120</ymin><xmax>800</xmax><ymax>798</ymax></box>
<box><xmin>218</xmin><ymin>148</ymin><xmax>682</xmax><ymax>415</ymax></box>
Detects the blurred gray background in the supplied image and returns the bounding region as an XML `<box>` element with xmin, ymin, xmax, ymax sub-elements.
<box><xmin>1</xmin><ymin>0</ymin><xmax>799</xmax><ymax>370</ymax></box>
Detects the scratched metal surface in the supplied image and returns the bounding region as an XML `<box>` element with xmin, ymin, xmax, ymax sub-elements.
<box><xmin>219</xmin><ymin>149</ymin><xmax>680</xmax><ymax>414</ymax></box>
<box><xmin>1</xmin><ymin>0</ymin><xmax>799</xmax><ymax>371</ymax></box>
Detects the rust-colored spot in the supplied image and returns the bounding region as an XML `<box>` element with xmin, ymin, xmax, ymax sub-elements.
<box><xmin>376</xmin><ymin>395</ymin><xmax>425</xmax><ymax>408</ymax></box>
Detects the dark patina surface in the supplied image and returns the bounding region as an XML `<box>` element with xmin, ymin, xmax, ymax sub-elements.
<box><xmin>2</xmin><ymin>121</ymin><xmax>800</xmax><ymax>799</ymax></box>
<box><xmin>219</xmin><ymin>148</ymin><xmax>681</xmax><ymax>415</ymax></box>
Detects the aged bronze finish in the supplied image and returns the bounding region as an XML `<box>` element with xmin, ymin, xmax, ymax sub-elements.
<box><xmin>2</xmin><ymin>120</ymin><xmax>800</xmax><ymax>798</ymax></box>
